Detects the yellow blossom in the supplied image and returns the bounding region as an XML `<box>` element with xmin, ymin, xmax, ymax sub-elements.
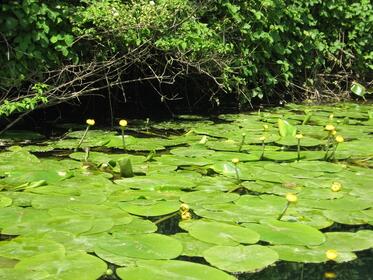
<box><xmin>232</xmin><ymin>158</ymin><xmax>240</xmax><ymax>164</ymax></box>
<box><xmin>331</xmin><ymin>130</ymin><xmax>337</xmax><ymax>136</ymax></box>
<box><xmin>119</xmin><ymin>119</ymin><xmax>128</xmax><ymax>127</ymax></box>
<box><xmin>259</xmin><ymin>136</ymin><xmax>266</xmax><ymax>141</ymax></box>
<box><xmin>335</xmin><ymin>135</ymin><xmax>344</xmax><ymax>143</ymax></box>
<box><xmin>181</xmin><ymin>211</ymin><xmax>192</xmax><ymax>220</ymax></box>
<box><xmin>326</xmin><ymin>249</ymin><xmax>338</xmax><ymax>261</ymax></box>
<box><xmin>180</xmin><ymin>203</ymin><xmax>190</xmax><ymax>213</ymax></box>
<box><xmin>331</xmin><ymin>182</ymin><xmax>342</xmax><ymax>192</ymax></box>
<box><xmin>263</xmin><ymin>124</ymin><xmax>269</xmax><ymax>130</ymax></box>
<box><xmin>324</xmin><ymin>272</ymin><xmax>337</xmax><ymax>279</ymax></box>
<box><xmin>325</xmin><ymin>124</ymin><xmax>335</xmax><ymax>131</ymax></box>
<box><xmin>86</xmin><ymin>119</ymin><xmax>95</xmax><ymax>126</ymax></box>
<box><xmin>296</xmin><ymin>134</ymin><xmax>303</xmax><ymax>139</ymax></box>
<box><xmin>286</xmin><ymin>193</ymin><xmax>298</xmax><ymax>203</ymax></box>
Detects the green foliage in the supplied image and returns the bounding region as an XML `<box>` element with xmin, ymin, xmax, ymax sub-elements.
<box><xmin>0</xmin><ymin>0</ymin><xmax>77</xmax><ymax>87</ymax></box>
<box><xmin>0</xmin><ymin>0</ymin><xmax>372</xmax><ymax>111</ymax></box>
<box><xmin>0</xmin><ymin>83</ymin><xmax>49</xmax><ymax>117</ymax></box>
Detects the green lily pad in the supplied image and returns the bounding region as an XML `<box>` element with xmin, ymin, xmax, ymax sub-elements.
<box><xmin>323</xmin><ymin>210</ymin><xmax>371</xmax><ymax>225</ymax></box>
<box><xmin>0</xmin><ymin>269</ymin><xmax>50</xmax><ymax>280</ymax></box>
<box><xmin>242</xmin><ymin>219</ymin><xmax>325</xmax><ymax>246</ymax></box>
<box><xmin>180</xmin><ymin>191</ymin><xmax>239</xmax><ymax>206</ymax></box>
<box><xmin>0</xmin><ymin>237</ymin><xmax>65</xmax><ymax>260</ymax></box>
<box><xmin>272</xmin><ymin>245</ymin><xmax>357</xmax><ymax>263</ymax></box>
<box><xmin>310</xmin><ymin>232</ymin><xmax>372</xmax><ymax>252</ymax></box>
<box><xmin>95</xmin><ymin>233</ymin><xmax>182</xmax><ymax>260</ymax></box>
<box><xmin>187</xmin><ymin>220</ymin><xmax>260</xmax><ymax>245</ymax></box>
<box><xmin>116</xmin><ymin>260</ymin><xmax>235</xmax><ymax>280</ymax></box>
<box><xmin>110</xmin><ymin>217</ymin><xmax>157</xmax><ymax>234</ymax></box>
<box><xmin>0</xmin><ymin>195</ymin><xmax>12</xmax><ymax>208</ymax></box>
<box><xmin>203</xmin><ymin>245</ymin><xmax>279</xmax><ymax>273</ymax></box>
<box><xmin>172</xmin><ymin>233</ymin><xmax>213</xmax><ymax>257</ymax></box>
<box><xmin>119</xmin><ymin>200</ymin><xmax>179</xmax><ymax>217</ymax></box>
<box><xmin>15</xmin><ymin>251</ymin><xmax>107</xmax><ymax>280</ymax></box>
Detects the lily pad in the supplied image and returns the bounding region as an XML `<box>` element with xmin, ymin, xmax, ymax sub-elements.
<box><xmin>95</xmin><ymin>233</ymin><xmax>182</xmax><ymax>260</ymax></box>
<box><xmin>119</xmin><ymin>200</ymin><xmax>179</xmax><ymax>217</ymax></box>
<box><xmin>187</xmin><ymin>220</ymin><xmax>260</xmax><ymax>245</ymax></box>
<box><xmin>203</xmin><ymin>245</ymin><xmax>279</xmax><ymax>273</ymax></box>
<box><xmin>116</xmin><ymin>260</ymin><xmax>235</xmax><ymax>280</ymax></box>
<box><xmin>272</xmin><ymin>245</ymin><xmax>357</xmax><ymax>263</ymax></box>
<box><xmin>15</xmin><ymin>251</ymin><xmax>107</xmax><ymax>280</ymax></box>
<box><xmin>242</xmin><ymin>219</ymin><xmax>325</xmax><ymax>246</ymax></box>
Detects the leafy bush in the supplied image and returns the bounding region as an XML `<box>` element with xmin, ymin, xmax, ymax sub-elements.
<box><xmin>0</xmin><ymin>0</ymin><xmax>372</xmax><ymax>115</ymax></box>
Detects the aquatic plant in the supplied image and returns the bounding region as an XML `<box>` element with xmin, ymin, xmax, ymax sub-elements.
<box><xmin>278</xmin><ymin>193</ymin><xmax>298</xmax><ymax>220</ymax></box>
<box><xmin>231</xmin><ymin>158</ymin><xmax>240</xmax><ymax>181</ymax></box>
<box><xmin>259</xmin><ymin>136</ymin><xmax>266</xmax><ymax>160</ymax></box>
<box><xmin>75</xmin><ymin>119</ymin><xmax>95</xmax><ymax>151</ymax></box>
<box><xmin>295</xmin><ymin>133</ymin><xmax>303</xmax><ymax>161</ymax></box>
<box><xmin>238</xmin><ymin>133</ymin><xmax>246</xmax><ymax>152</ymax></box>
<box><xmin>119</xmin><ymin>119</ymin><xmax>128</xmax><ymax>151</ymax></box>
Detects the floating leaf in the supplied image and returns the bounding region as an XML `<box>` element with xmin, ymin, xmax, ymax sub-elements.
<box><xmin>116</xmin><ymin>260</ymin><xmax>235</xmax><ymax>280</ymax></box>
<box><xmin>95</xmin><ymin>233</ymin><xmax>182</xmax><ymax>260</ymax></box>
<box><xmin>15</xmin><ymin>251</ymin><xmax>107</xmax><ymax>280</ymax></box>
<box><xmin>243</xmin><ymin>219</ymin><xmax>325</xmax><ymax>246</ymax></box>
<box><xmin>187</xmin><ymin>220</ymin><xmax>260</xmax><ymax>245</ymax></box>
<box><xmin>203</xmin><ymin>245</ymin><xmax>279</xmax><ymax>273</ymax></box>
<box><xmin>272</xmin><ymin>245</ymin><xmax>357</xmax><ymax>263</ymax></box>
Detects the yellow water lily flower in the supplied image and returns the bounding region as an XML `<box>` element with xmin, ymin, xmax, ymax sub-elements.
<box><xmin>180</xmin><ymin>203</ymin><xmax>190</xmax><ymax>213</ymax></box>
<box><xmin>119</xmin><ymin>119</ymin><xmax>128</xmax><ymax>127</ymax></box>
<box><xmin>86</xmin><ymin>119</ymin><xmax>95</xmax><ymax>126</ymax></box>
<box><xmin>286</xmin><ymin>193</ymin><xmax>298</xmax><ymax>203</ymax></box>
<box><xmin>181</xmin><ymin>211</ymin><xmax>192</xmax><ymax>221</ymax></box>
<box><xmin>232</xmin><ymin>158</ymin><xmax>240</xmax><ymax>164</ymax></box>
<box><xmin>326</xmin><ymin>249</ymin><xmax>338</xmax><ymax>261</ymax></box>
<box><xmin>335</xmin><ymin>135</ymin><xmax>344</xmax><ymax>143</ymax></box>
<box><xmin>324</xmin><ymin>271</ymin><xmax>337</xmax><ymax>279</ymax></box>
<box><xmin>295</xmin><ymin>134</ymin><xmax>303</xmax><ymax>139</ymax></box>
<box><xmin>259</xmin><ymin>136</ymin><xmax>266</xmax><ymax>141</ymax></box>
<box><xmin>331</xmin><ymin>182</ymin><xmax>342</xmax><ymax>192</ymax></box>
<box><xmin>325</xmin><ymin>124</ymin><xmax>335</xmax><ymax>131</ymax></box>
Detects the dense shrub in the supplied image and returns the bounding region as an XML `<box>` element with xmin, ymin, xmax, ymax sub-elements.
<box><xmin>0</xmin><ymin>0</ymin><xmax>372</xmax><ymax>117</ymax></box>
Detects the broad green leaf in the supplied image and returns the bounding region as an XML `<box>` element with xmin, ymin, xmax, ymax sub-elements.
<box><xmin>204</xmin><ymin>245</ymin><xmax>279</xmax><ymax>273</ymax></box>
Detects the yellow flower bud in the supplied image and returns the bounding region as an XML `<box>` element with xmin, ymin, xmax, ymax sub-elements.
<box><xmin>180</xmin><ymin>203</ymin><xmax>190</xmax><ymax>213</ymax></box>
<box><xmin>324</xmin><ymin>272</ymin><xmax>337</xmax><ymax>279</ymax></box>
<box><xmin>326</xmin><ymin>249</ymin><xmax>338</xmax><ymax>261</ymax></box>
<box><xmin>86</xmin><ymin>119</ymin><xmax>95</xmax><ymax>126</ymax></box>
<box><xmin>259</xmin><ymin>136</ymin><xmax>266</xmax><ymax>141</ymax></box>
<box><xmin>331</xmin><ymin>182</ymin><xmax>342</xmax><ymax>192</ymax></box>
<box><xmin>295</xmin><ymin>134</ymin><xmax>303</xmax><ymax>139</ymax></box>
<box><xmin>232</xmin><ymin>158</ymin><xmax>240</xmax><ymax>164</ymax></box>
<box><xmin>119</xmin><ymin>119</ymin><xmax>128</xmax><ymax>127</ymax></box>
<box><xmin>181</xmin><ymin>211</ymin><xmax>192</xmax><ymax>221</ymax></box>
<box><xmin>331</xmin><ymin>130</ymin><xmax>337</xmax><ymax>136</ymax></box>
<box><xmin>325</xmin><ymin>124</ymin><xmax>335</xmax><ymax>131</ymax></box>
<box><xmin>329</xmin><ymin>114</ymin><xmax>334</xmax><ymax>120</ymax></box>
<box><xmin>335</xmin><ymin>135</ymin><xmax>344</xmax><ymax>143</ymax></box>
<box><xmin>263</xmin><ymin>124</ymin><xmax>269</xmax><ymax>130</ymax></box>
<box><xmin>286</xmin><ymin>193</ymin><xmax>298</xmax><ymax>203</ymax></box>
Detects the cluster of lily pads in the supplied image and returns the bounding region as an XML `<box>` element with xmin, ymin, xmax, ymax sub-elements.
<box><xmin>0</xmin><ymin>103</ymin><xmax>372</xmax><ymax>279</ymax></box>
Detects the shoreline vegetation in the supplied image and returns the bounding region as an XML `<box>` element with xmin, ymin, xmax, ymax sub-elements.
<box><xmin>0</xmin><ymin>0</ymin><xmax>372</xmax><ymax>131</ymax></box>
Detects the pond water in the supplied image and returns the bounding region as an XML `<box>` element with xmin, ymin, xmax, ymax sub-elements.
<box><xmin>0</xmin><ymin>103</ymin><xmax>372</xmax><ymax>279</ymax></box>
